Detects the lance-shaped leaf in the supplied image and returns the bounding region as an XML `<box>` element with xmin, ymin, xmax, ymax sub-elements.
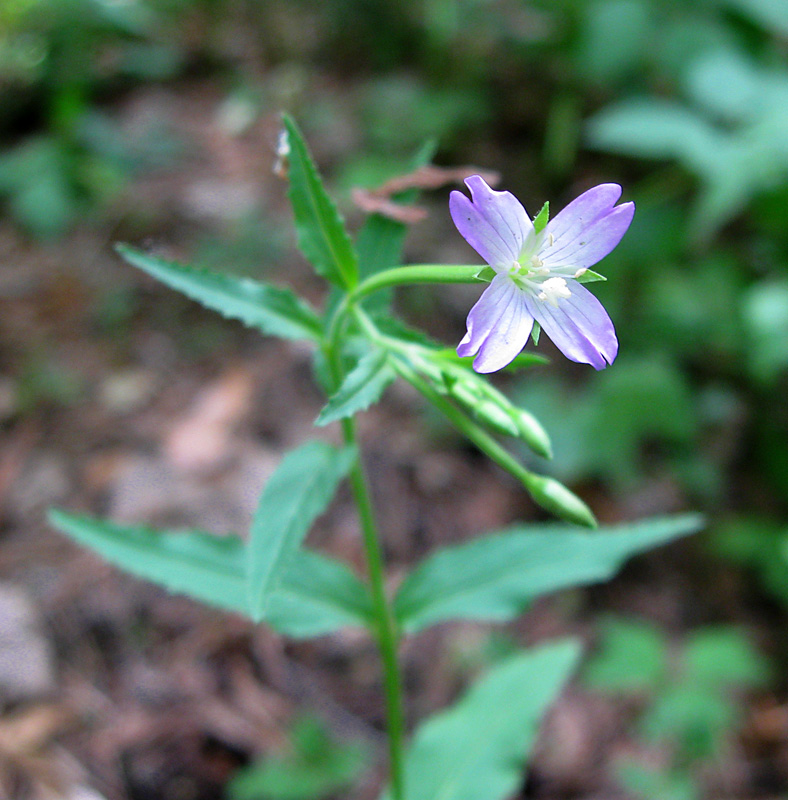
<box><xmin>316</xmin><ymin>350</ymin><xmax>396</xmax><ymax>426</ymax></box>
<box><xmin>283</xmin><ymin>115</ymin><xmax>359</xmax><ymax>289</ymax></box>
<box><xmin>248</xmin><ymin>442</ymin><xmax>356</xmax><ymax>622</ymax></box>
<box><xmin>266</xmin><ymin>549</ymin><xmax>374</xmax><ymax>637</ymax></box>
<box><xmin>394</xmin><ymin>514</ymin><xmax>703</xmax><ymax>633</ymax></box>
<box><xmin>381</xmin><ymin>639</ymin><xmax>581</xmax><ymax>800</ymax></box>
<box><xmin>116</xmin><ymin>245</ymin><xmax>322</xmax><ymax>341</ymax></box>
<box><xmin>48</xmin><ymin>510</ymin><xmax>373</xmax><ymax>637</ymax></box>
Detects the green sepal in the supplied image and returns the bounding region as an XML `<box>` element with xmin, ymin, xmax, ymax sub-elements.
<box><xmin>116</xmin><ymin>244</ymin><xmax>323</xmax><ymax>342</ymax></box>
<box><xmin>282</xmin><ymin>115</ymin><xmax>359</xmax><ymax>289</ymax></box>
<box><xmin>473</xmin><ymin>265</ymin><xmax>496</xmax><ymax>282</ymax></box>
<box><xmin>576</xmin><ymin>269</ymin><xmax>607</xmax><ymax>283</ymax></box>
<box><xmin>316</xmin><ymin>350</ymin><xmax>396</xmax><ymax>426</ymax></box>
<box><xmin>532</xmin><ymin>201</ymin><xmax>550</xmax><ymax>234</ymax></box>
<box><xmin>531</xmin><ymin>320</ymin><xmax>541</xmax><ymax>346</ymax></box>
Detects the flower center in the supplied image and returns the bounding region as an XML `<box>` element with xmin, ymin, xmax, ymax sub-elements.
<box><xmin>506</xmin><ymin>232</ymin><xmax>571</xmax><ymax>306</ymax></box>
<box><xmin>537</xmin><ymin>277</ymin><xmax>571</xmax><ymax>306</ymax></box>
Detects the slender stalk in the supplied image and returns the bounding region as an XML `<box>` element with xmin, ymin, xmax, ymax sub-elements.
<box><xmin>390</xmin><ymin>358</ymin><xmax>597</xmax><ymax>528</ymax></box>
<box><xmin>322</xmin><ymin>313</ymin><xmax>406</xmax><ymax>799</ymax></box>
<box><xmin>342</xmin><ymin>416</ymin><xmax>406</xmax><ymax>800</ymax></box>
<box><xmin>353</xmin><ymin>264</ymin><xmax>483</xmax><ymax>301</ymax></box>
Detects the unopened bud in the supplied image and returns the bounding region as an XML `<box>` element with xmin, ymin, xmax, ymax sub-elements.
<box><xmin>472</xmin><ymin>398</ymin><xmax>520</xmax><ymax>437</ymax></box>
<box><xmin>513</xmin><ymin>409</ymin><xmax>552</xmax><ymax>459</ymax></box>
<box><xmin>527</xmin><ymin>475</ymin><xmax>597</xmax><ymax>528</ymax></box>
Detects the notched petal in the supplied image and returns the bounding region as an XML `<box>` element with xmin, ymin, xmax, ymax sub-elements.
<box><xmin>450</xmin><ymin>176</ymin><xmax>532</xmax><ymax>269</ymax></box>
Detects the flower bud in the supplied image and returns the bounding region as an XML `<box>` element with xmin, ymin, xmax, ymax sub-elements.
<box><xmin>527</xmin><ymin>475</ymin><xmax>597</xmax><ymax>528</ymax></box>
<box><xmin>447</xmin><ymin>381</ymin><xmax>520</xmax><ymax>437</ymax></box>
<box><xmin>512</xmin><ymin>409</ymin><xmax>552</xmax><ymax>459</ymax></box>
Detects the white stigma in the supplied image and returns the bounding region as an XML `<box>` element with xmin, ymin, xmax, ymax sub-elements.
<box><xmin>537</xmin><ymin>277</ymin><xmax>571</xmax><ymax>307</ymax></box>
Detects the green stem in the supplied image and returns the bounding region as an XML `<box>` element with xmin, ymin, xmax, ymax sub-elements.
<box><xmin>342</xmin><ymin>416</ymin><xmax>406</xmax><ymax>800</ymax></box>
<box><xmin>322</xmin><ymin>309</ymin><xmax>406</xmax><ymax>799</ymax></box>
<box><xmin>353</xmin><ymin>264</ymin><xmax>483</xmax><ymax>301</ymax></box>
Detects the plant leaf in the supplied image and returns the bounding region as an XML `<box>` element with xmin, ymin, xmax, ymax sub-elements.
<box><xmin>48</xmin><ymin>510</ymin><xmax>373</xmax><ymax>637</ymax></box>
<box><xmin>316</xmin><ymin>350</ymin><xmax>396</xmax><ymax>426</ymax></box>
<box><xmin>283</xmin><ymin>115</ymin><xmax>359</xmax><ymax>289</ymax></box>
<box><xmin>381</xmin><ymin>639</ymin><xmax>581</xmax><ymax>800</ymax></box>
<box><xmin>394</xmin><ymin>514</ymin><xmax>703</xmax><ymax>633</ymax></box>
<box><xmin>267</xmin><ymin>549</ymin><xmax>374</xmax><ymax>637</ymax></box>
<box><xmin>116</xmin><ymin>244</ymin><xmax>322</xmax><ymax>341</ymax></box>
<box><xmin>248</xmin><ymin>442</ymin><xmax>356</xmax><ymax>622</ymax></box>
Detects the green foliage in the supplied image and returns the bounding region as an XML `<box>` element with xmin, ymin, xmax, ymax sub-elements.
<box><xmin>282</xmin><ymin>115</ymin><xmax>359</xmax><ymax>289</ymax></box>
<box><xmin>713</xmin><ymin>517</ymin><xmax>788</xmax><ymax>604</ymax></box>
<box><xmin>0</xmin><ymin>0</ymin><xmax>188</xmax><ymax>237</ymax></box>
<box><xmin>684</xmin><ymin>627</ymin><xmax>769</xmax><ymax>688</ymax></box>
<box><xmin>361</xmin><ymin>76</ymin><xmax>489</xmax><ymax>154</ymax></box>
<box><xmin>515</xmin><ymin>357</ymin><xmax>697</xmax><ymax>491</ymax></box>
<box><xmin>48</xmin><ymin>510</ymin><xmax>373</xmax><ymax>638</ymax></box>
<box><xmin>741</xmin><ymin>280</ymin><xmax>788</xmax><ymax>383</ymax></box>
<box><xmin>382</xmin><ymin>640</ymin><xmax>581</xmax><ymax>800</ymax></box>
<box><xmin>0</xmin><ymin>137</ymin><xmax>82</xmax><ymax>239</ymax></box>
<box><xmin>584</xmin><ymin>616</ymin><xmax>770</xmax><ymax>794</ymax></box>
<box><xmin>588</xmin><ymin>48</ymin><xmax>788</xmax><ymax>238</ymax></box>
<box><xmin>576</xmin><ymin>0</ymin><xmax>652</xmax><ymax>84</ymax></box>
<box><xmin>617</xmin><ymin>761</ymin><xmax>699</xmax><ymax>800</ymax></box>
<box><xmin>116</xmin><ymin>245</ymin><xmax>323</xmax><ymax>342</ymax></box>
<box><xmin>394</xmin><ymin>515</ymin><xmax>702</xmax><ymax>633</ymax></box>
<box><xmin>316</xmin><ymin>350</ymin><xmax>396</xmax><ymax>426</ymax></box>
<box><xmin>722</xmin><ymin>0</ymin><xmax>788</xmax><ymax>35</ymax></box>
<box><xmin>583</xmin><ymin>618</ymin><xmax>668</xmax><ymax>693</ymax></box>
<box><xmin>229</xmin><ymin>715</ymin><xmax>368</xmax><ymax>800</ymax></box>
<box><xmin>248</xmin><ymin>443</ymin><xmax>355</xmax><ymax>622</ymax></box>
<box><xmin>639</xmin><ymin>685</ymin><xmax>737</xmax><ymax>758</ymax></box>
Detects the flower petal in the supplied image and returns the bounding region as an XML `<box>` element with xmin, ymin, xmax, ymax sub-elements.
<box><xmin>524</xmin><ymin>281</ymin><xmax>617</xmax><ymax>369</ymax></box>
<box><xmin>542</xmin><ymin>202</ymin><xmax>635</xmax><ymax>271</ymax></box>
<box><xmin>450</xmin><ymin>175</ymin><xmax>532</xmax><ymax>270</ymax></box>
<box><xmin>457</xmin><ymin>274</ymin><xmax>534</xmax><ymax>373</ymax></box>
<box><xmin>545</xmin><ymin>183</ymin><xmax>623</xmax><ymax>244</ymax></box>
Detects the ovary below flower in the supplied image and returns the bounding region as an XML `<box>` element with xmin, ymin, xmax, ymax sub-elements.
<box><xmin>450</xmin><ymin>175</ymin><xmax>635</xmax><ymax>373</ymax></box>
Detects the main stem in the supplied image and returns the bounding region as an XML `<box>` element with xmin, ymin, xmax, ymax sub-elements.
<box><xmin>324</xmin><ymin>310</ymin><xmax>405</xmax><ymax>799</ymax></box>
<box><xmin>341</xmin><ymin>415</ymin><xmax>406</xmax><ymax>800</ymax></box>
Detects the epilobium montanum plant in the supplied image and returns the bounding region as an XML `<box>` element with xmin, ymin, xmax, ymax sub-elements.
<box><xmin>49</xmin><ymin>116</ymin><xmax>702</xmax><ymax>800</ymax></box>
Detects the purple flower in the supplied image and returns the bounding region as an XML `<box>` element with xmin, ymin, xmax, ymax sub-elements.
<box><xmin>450</xmin><ymin>176</ymin><xmax>634</xmax><ymax>373</ymax></box>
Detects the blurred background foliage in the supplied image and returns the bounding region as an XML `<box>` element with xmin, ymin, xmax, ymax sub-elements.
<box><xmin>3</xmin><ymin>0</ymin><xmax>788</xmax><ymax>789</ymax></box>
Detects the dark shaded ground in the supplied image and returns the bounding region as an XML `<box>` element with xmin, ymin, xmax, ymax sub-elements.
<box><xmin>1</xmin><ymin>80</ymin><xmax>787</xmax><ymax>800</ymax></box>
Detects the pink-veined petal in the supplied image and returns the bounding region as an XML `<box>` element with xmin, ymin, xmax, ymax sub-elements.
<box><xmin>457</xmin><ymin>274</ymin><xmax>534</xmax><ymax>372</ymax></box>
<box><xmin>449</xmin><ymin>175</ymin><xmax>532</xmax><ymax>270</ymax></box>
<box><xmin>542</xmin><ymin>202</ymin><xmax>635</xmax><ymax>271</ymax></box>
<box><xmin>524</xmin><ymin>281</ymin><xmax>617</xmax><ymax>369</ymax></box>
